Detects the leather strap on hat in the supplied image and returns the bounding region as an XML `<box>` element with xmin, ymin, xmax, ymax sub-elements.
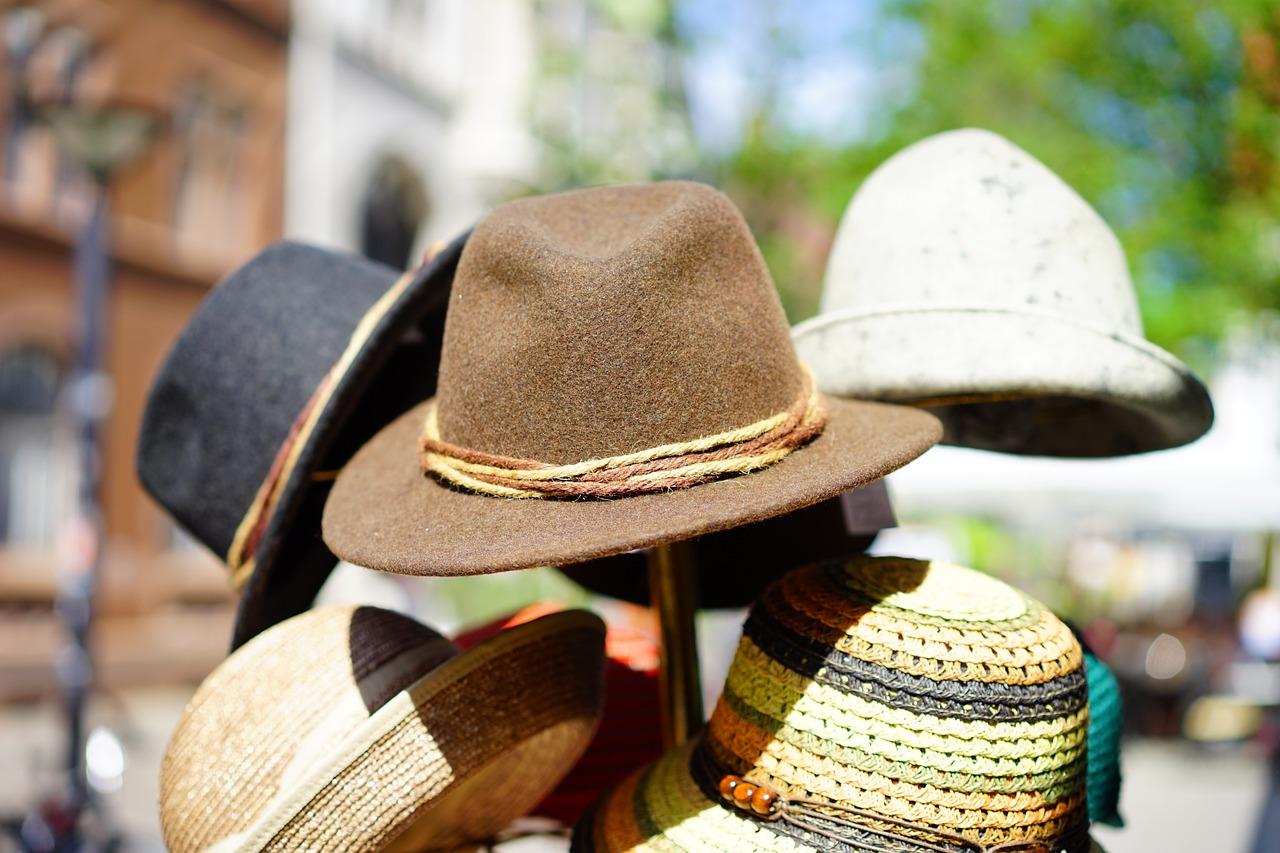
<box><xmin>418</xmin><ymin>368</ymin><xmax>826</xmax><ymax>499</ymax></box>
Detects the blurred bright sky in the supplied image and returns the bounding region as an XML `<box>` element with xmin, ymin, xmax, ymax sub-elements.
<box><xmin>675</xmin><ymin>0</ymin><xmax>924</xmax><ymax>150</ymax></box>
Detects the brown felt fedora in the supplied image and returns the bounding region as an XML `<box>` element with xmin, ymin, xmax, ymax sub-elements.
<box><xmin>322</xmin><ymin>182</ymin><xmax>941</xmax><ymax>577</ymax></box>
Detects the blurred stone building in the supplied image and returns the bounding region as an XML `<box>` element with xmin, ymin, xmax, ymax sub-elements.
<box><xmin>0</xmin><ymin>0</ymin><xmax>697</xmax><ymax>701</ymax></box>
<box><xmin>285</xmin><ymin>0</ymin><xmax>540</xmax><ymax>265</ymax></box>
<box><xmin>0</xmin><ymin>0</ymin><xmax>288</xmax><ymax>698</ymax></box>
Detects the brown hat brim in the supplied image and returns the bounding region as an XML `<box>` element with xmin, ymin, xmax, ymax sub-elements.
<box><xmin>321</xmin><ymin>395</ymin><xmax>940</xmax><ymax>576</ymax></box>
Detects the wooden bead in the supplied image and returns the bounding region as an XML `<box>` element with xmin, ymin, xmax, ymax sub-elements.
<box><xmin>750</xmin><ymin>787</ymin><xmax>776</xmax><ymax>815</ymax></box>
<box><xmin>718</xmin><ymin>776</ymin><xmax>740</xmax><ymax>802</ymax></box>
<box><xmin>732</xmin><ymin>783</ymin><xmax>755</xmax><ymax>809</ymax></box>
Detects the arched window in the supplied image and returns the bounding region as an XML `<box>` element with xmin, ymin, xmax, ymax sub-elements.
<box><xmin>172</xmin><ymin>78</ymin><xmax>249</xmax><ymax>255</ymax></box>
<box><xmin>0</xmin><ymin>345</ymin><xmax>70</xmax><ymax>546</ymax></box>
<box><xmin>359</xmin><ymin>155</ymin><xmax>427</xmax><ymax>270</ymax></box>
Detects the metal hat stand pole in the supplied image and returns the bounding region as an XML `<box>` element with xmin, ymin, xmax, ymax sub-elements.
<box><xmin>646</xmin><ymin>540</ymin><xmax>704</xmax><ymax>748</ymax></box>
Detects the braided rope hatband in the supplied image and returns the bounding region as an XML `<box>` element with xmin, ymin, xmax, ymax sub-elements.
<box><xmin>225</xmin><ymin>242</ymin><xmax>448</xmax><ymax>589</ymax></box>
<box><xmin>225</xmin><ymin>268</ymin><xmax>416</xmax><ymax>589</ymax></box>
<box><xmin>418</xmin><ymin>368</ymin><xmax>827</xmax><ymax>499</ymax></box>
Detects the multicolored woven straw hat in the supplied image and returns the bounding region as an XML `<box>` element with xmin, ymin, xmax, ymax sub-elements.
<box><xmin>574</xmin><ymin>557</ymin><xmax>1105</xmax><ymax>853</ymax></box>
<box><xmin>160</xmin><ymin>605</ymin><xmax>605</xmax><ymax>852</ymax></box>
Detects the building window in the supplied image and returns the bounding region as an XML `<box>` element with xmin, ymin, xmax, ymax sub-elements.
<box><xmin>359</xmin><ymin>155</ymin><xmax>427</xmax><ymax>270</ymax></box>
<box><xmin>172</xmin><ymin>80</ymin><xmax>249</xmax><ymax>256</ymax></box>
<box><xmin>2</xmin><ymin>12</ymin><xmax>99</xmax><ymax>216</ymax></box>
<box><xmin>0</xmin><ymin>346</ymin><xmax>71</xmax><ymax>547</ymax></box>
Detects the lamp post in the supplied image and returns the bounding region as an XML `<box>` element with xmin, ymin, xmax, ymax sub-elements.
<box><xmin>2</xmin><ymin>7</ymin><xmax>43</xmax><ymax>185</ymax></box>
<box><xmin>28</xmin><ymin>97</ymin><xmax>160</xmax><ymax>852</ymax></box>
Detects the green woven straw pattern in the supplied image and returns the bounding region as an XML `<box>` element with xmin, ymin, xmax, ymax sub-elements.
<box><xmin>577</xmin><ymin>557</ymin><xmax>1097</xmax><ymax>852</ymax></box>
<box><xmin>1083</xmin><ymin>651</ymin><xmax>1124</xmax><ymax>827</ymax></box>
<box><xmin>709</xmin><ymin>558</ymin><xmax>1090</xmax><ymax>846</ymax></box>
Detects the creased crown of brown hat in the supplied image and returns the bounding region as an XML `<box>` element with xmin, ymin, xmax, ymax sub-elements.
<box><xmin>322</xmin><ymin>181</ymin><xmax>941</xmax><ymax>577</ymax></box>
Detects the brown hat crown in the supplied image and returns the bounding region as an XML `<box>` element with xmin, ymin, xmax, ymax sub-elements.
<box><xmin>435</xmin><ymin>181</ymin><xmax>805</xmax><ymax>465</ymax></box>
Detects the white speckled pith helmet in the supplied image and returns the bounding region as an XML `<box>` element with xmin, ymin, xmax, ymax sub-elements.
<box><xmin>792</xmin><ymin>128</ymin><xmax>1213</xmax><ymax>457</ymax></box>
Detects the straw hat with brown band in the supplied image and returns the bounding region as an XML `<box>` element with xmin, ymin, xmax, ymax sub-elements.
<box><xmin>159</xmin><ymin>604</ymin><xmax>606</xmax><ymax>853</ymax></box>
<box><xmin>573</xmin><ymin>556</ymin><xmax>1107</xmax><ymax>853</ymax></box>
<box><xmin>321</xmin><ymin>181</ymin><xmax>942</xmax><ymax>579</ymax></box>
<box><xmin>454</xmin><ymin>603</ymin><xmax>665</xmax><ymax>827</ymax></box>
<box><xmin>137</xmin><ymin>234</ymin><xmax>467</xmax><ymax>649</ymax></box>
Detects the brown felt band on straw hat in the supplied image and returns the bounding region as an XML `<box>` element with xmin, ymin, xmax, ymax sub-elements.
<box><xmin>209</xmin><ymin>610</ymin><xmax>604</xmax><ymax>853</ymax></box>
<box><xmin>419</xmin><ymin>366</ymin><xmax>826</xmax><ymax>499</ymax></box>
<box><xmin>225</xmin><ymin>266</ymin><xmax>422</xmax><ymax>588</ymax></box>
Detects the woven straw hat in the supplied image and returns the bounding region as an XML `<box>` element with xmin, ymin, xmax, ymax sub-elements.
<box><xmin>455</xmin><ymin>603</ymin><xmax>664</xmax><ymax>825</ymax></box>
<box><xmin>1081</xmin><ymin>650</ymin><xmax>1123</xmax><ymax>828</ymax></box>
<box><xmin>160</xmin><ymin>604</ymin><xmax>605</xmax><ymax>852</ymax></box>
<box><xmin>137</xmin><ymin>236</ymin><xmax>466</xmax><ymax>648</ymax></box>
<box><xmin>322</xmin><ymin>182</ymin><xmax>940</xmax><ymax>576</ymax></box>
<box><xmin>792</xmin><ymin>128</ymin><xmax>1212</xmax><ymax>457</ymax></box>
<box><xmin>574</xmin><ymin>557</ymin><xmax>1105</xmax><ymax>852</ymax></box>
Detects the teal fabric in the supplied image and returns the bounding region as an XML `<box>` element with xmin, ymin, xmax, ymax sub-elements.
<box><xmin>1084</xmin><ymin>650</ymin><xmax>1125</xmax><ymax>827</ymax></box>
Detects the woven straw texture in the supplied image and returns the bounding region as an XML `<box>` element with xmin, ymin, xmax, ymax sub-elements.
<box><xmin>575</xmin><ymin>557</ymin><xmax>1100</xmax><ymax>853</ymax></box>
<box><xmin>1083</xmin><ymin>651</ymin><xmax>1124</xmax><ymax>827</ymax></box>
<box><xmin>455</xmin><ymin>604</ymin><xmax>664</xmax><ymax>825</ymax></box>
<box><xmin>160</xmin><ymin>605</ymin><xmax>605</xmax><ymax>853</ymax></box>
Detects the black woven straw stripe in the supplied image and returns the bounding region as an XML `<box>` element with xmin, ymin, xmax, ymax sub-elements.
<box><xmin>762</xmin><ymin>810</ymin><xmax>1093</xmax><ymax>853</ymax></box>
<box><xmin>742</xmin><ymin>609</ymin><xmax>1088</xmax><ymax>722</ymax></box>
<box><xmin>761</xmin><ymin>572</ymin><xmax>1073</xmax><ymax>686</ymax></box>
<box><xmin>715</xmin><ymin>690</ymin><xmax>1089</xmax><ymax>790</ymax></box>
<box><xmin>817</xmin><ymin>561</ymin><xmax>1045</xmax><ymax>632</ymax></box>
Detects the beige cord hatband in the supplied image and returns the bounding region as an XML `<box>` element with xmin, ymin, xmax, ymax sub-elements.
<box><xmin>225</xmin><ymin>240</ymin><xmax>449</xmax><ymax>589</ymax></box>
<box><xmin>419</xmin><ymin>369</ymin><xmax>827</xmax><ymax>499</ymax></box>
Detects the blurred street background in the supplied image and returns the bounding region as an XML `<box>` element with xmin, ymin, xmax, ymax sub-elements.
<box><xmin>1</xmin><ymin>1</ymin><xmax>1278</xmax><ymax>850</ymax></box>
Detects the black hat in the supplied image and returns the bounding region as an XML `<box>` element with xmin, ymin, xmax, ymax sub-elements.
<box><xmin>137</xmin><ymin>234</ymin><xmax>467</xmax><ymax>648</ymax></box>
<box><xmin>557</xmin><ymin>481</ymin><xmax>896</xmax><ymax>608</ymax></box>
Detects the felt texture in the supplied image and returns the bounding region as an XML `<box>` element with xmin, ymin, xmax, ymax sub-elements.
<box><xmin>136</xmin><ymin>234</ymin><xmax>467</xmax><ymax>648</ymax></box>
<box><xmin>792</xmin><ymin>128</ymin><xmax>1213</xmax><ymax>457</ymax></box>
<box><xmin>558</xmin><ymin>483</ymin><xmax>893</xmax><ymax>608</ymax></box>
<box><xmin>324</xmin><ymin>382</ymin><xmax>937</xmax><ymax>577</ymax></box>
<box><xmin>437</xmin><ymin>182</ymin><xmax>803</xmax><ymax>463</ymax></box>
<box><xmin>797</xmin><ymin>307</ymin><xmax>1212</xmax><ymax>457</ymax></box>
<box><xmin>323</xmin><ymin>182</ymin><xmax>941</xmax><ymax>577</ymax></box>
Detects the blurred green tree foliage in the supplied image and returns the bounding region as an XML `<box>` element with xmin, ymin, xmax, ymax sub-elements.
<box><xmin>717</xmin><ymin>0</ymin><xmax>1280</xmax><ymax>364</ymax></box>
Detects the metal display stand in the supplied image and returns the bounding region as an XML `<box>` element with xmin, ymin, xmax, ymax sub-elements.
<box><xmin>646</xmin><ymin>540</ymin><xmax>704</xmax><ymax>748</ymax></box>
